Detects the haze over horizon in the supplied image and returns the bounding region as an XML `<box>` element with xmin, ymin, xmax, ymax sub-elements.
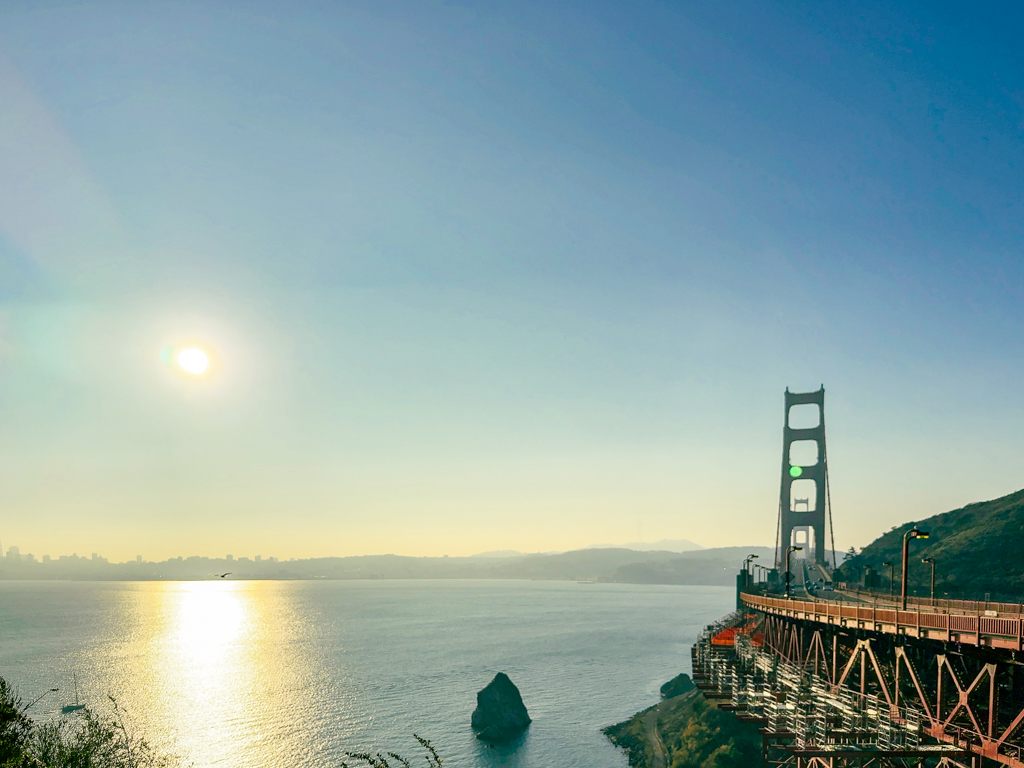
<box><xmin>0</xmin><ymin>537</ymin><xmax>713</xmax><ymax>564</ymax></box>
<box><xmin>2</xmin><ymin>2</ymin><xmax>1023</xmax><ymax>562</ymax></box>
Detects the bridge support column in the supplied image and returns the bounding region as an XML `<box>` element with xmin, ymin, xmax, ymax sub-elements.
<box><xmin>776</xmin><ymin>387</ymin><xmax>831</xmax><ymax>570</ymax></box>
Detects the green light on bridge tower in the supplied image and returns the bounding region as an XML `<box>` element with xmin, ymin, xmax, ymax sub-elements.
<box><xmin>789</xmin><ymin>465</ymin><xmax>804</xmax><ymax>478</ymax></box>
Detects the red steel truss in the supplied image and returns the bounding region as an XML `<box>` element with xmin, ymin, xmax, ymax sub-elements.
<box><xmin>744</xmin><ymin>593</ymin><xmax>1024</xmax><ymax>767</ymax></box>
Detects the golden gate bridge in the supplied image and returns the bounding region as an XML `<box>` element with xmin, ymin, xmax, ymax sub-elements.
<box><xmin>693</xmin><ymin>387</ymin><xmax>1024</xmax><ymax>768</ymax></box>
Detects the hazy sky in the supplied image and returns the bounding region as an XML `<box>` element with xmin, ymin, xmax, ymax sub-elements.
<box><xmin>1</xmin><ymin>2</ymin><xmax>1022</xmax><ymax>561</ymax></box>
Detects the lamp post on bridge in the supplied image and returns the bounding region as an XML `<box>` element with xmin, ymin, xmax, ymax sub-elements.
<box><xmin>900</xmin><ymin>527</ymin><xmax>930</xmax><ymax>610</ymax></box>
<box><xmin>882</xmin><ymin>561</ymin><xmax>895</xmax><ymax>602</ymax></box>
<box><xmin>784</xmin><ymin>545</ymin><xmax>803</xmax><ymax>599</ymax></box>
<box><xmin>743</xmin><ymin>554</ymin><xmax>759</xmax><ymax>589</ymax></box>
<box><xmin>921</xmin><ymin>556</ymin><xmax>937</xmax><ymax>607</ymax></box>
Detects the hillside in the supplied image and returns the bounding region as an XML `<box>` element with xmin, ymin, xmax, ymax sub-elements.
<box><xmin>612</xmin><ymin>546</ymin><xmax>775</xmax><ymax>585</ymax></box>
<box><xmin>836</xmin><ymin>488</ymin><xmax>1024</xmax><ymax>601</ymax></box>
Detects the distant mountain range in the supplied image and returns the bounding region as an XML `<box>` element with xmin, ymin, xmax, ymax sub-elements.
<box><xmin>469</xmin><ymin>550</ymin><xmax>527</xmax><ymax>558</ymax></box>
<box><xmin>587</xmin><ymin>538</ymin><xmax>703</xmax><ymax>553</ymax></box>
<box><xmin>0</xmin><ymin>544</ymin><xmax>766</xmax><ymax>586</ymax></box>
<box><xmin>836</xmin><ymin>487</ymin><xmax>1024</xmax><ymax>601</ymax></box>
<box><xmin>470</xmin><ymin>539</ymin><xmax>703</xmax><ymax>559</ymax></box>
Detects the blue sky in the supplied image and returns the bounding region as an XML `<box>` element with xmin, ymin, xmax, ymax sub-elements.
<box><xmin>1</xmin><ymin>1</ymin><xmax>1022</xmax><ymax>560</ymax></box>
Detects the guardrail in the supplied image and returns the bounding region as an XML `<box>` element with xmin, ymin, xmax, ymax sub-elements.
<box><xmin>839</xmin><ymin>586</ymin><xmax>1024</xmax><ymax>617</ymax></box>
<box><xmin>741</xmin><ymin>592</ymin><xmax>1024</xmax><ymax>651</ymax></box>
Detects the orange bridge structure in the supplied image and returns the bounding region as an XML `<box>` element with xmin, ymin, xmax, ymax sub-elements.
<box><xmin>692</xmin><ymin>388</ymin><xmax>1024</xmax><ymax>768</ymax></box>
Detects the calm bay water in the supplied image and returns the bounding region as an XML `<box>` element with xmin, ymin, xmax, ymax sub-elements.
<box><xmin>0</xmin><ymin>580</ymin><xmax>731</xmax><ymax>767</ymax></box>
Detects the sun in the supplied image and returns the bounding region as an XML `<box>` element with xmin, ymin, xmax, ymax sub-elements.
<box><xmin>176</xmin><ymin>346</ymin><xmax>211</xmax><ymax>376</ymax></box>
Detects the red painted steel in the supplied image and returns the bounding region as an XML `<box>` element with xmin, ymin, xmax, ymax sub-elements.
<box><xmin>742</xmin><ymin>591</ymin><xmax>1024</xmax><ymax>767</ymax></box>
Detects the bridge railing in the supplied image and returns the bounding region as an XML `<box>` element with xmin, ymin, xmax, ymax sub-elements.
<box><xmin>840</xmin><ymin>586</ymin><xmax>1024</xmax><ymax>616</ymax></box>
<box><xmin>741</xmin><ymin>592</ymin><xmax>1024</xmax><ymax>651</ymax></box>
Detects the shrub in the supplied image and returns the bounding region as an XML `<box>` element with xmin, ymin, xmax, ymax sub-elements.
<box><xmin>1</xmin><ymin>675</ymin><xmax>445</xmax><ymax>768</ymax></box>
<box><xmin>0</xmin><ymin>678</ymin><xmax>176</xmax><ymax>768</ymax></box>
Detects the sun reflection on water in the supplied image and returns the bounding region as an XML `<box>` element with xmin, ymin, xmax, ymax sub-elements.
<box><xmin>151</xmin><ymin>581</ymin><xmax>265</xmax><ymax>766</ymax></box>
<box><xmin>171</xmin><ymin>581</ymin><xmax>247</xmax><ymax>674</ymax></box>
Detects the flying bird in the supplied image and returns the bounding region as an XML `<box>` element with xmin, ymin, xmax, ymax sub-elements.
<box><xmin>216</xmin><ymin>572</ymin><xmax>231</xmax><ymax>578</ymax></box>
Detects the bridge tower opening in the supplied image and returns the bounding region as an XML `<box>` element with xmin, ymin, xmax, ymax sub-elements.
<box><xmin>774</xmin><ymin>386</ymin><xmax>836</xmax><ymax>572</ymax></box>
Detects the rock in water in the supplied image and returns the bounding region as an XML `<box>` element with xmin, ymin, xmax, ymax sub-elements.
<box><xmin>471</xmin><ymin>672</ymin><xmax>531</xmax><ymax>742</ymax></box>
<box><xmin>660</xmin><ymin>672</ymin><xmax>695</xmax><ymax>699</ymax></box>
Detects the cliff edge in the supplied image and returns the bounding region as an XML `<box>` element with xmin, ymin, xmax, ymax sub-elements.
<box><xmin>604</xmin><ymin>675</ymin><xmax>763</xmax><ymax>768</ymax></box>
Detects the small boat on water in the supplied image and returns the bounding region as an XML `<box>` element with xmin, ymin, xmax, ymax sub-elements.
<box><xmin>61</xmin><ymin>674</ymin><xmax>86</xmax><ymax>714</ymax></box>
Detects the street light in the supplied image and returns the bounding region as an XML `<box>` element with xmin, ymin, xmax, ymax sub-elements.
<box><xmin>901</xmin><ymin>527</ymin><xmax>930</xmax><ymax>610</ymax></box>
<box><xmin>784</xmin><ymin>545</ymin><xmax>803</xmax><ymax>599</ymax></box>
<box><xmin>881</xmin><ymin>561</ymin><xmax>895</xmax><ymax>602</ymax></box>
<box><xmin>921</xmin><ymin>557</ymin><xmax>937</xmax><ymax>606</ymax></box>
<box><xmin>24</xmin><ymin>687</ymin><xmax>59</xmax><ymax>711</ymax></box>
<box><xmin>743</xmin><ymin>553</ymin><xmax>759</xmax><ymax>588</ymax></box>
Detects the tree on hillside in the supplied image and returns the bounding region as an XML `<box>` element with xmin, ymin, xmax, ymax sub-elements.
<box><xmin>0</xmin><ymin>678</ymin><xmax>33</xmax><ymax>766</ymax></box>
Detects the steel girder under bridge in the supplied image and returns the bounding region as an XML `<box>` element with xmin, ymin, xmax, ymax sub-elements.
<box><xmin>693</xmin><ymin>617</ymin><xmax>975</xmax><ymax>767</ymax></box>
<box><xmin>706</xmin><ymin>594</ymin><xmax>1024</xmax><ymax>767</ymax></box>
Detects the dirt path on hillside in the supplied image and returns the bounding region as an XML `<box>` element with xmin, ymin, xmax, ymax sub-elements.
<box><xmin>642</xmin><ymin>708</ymin><xmax>668</xmax><ymax>768</ymax></box>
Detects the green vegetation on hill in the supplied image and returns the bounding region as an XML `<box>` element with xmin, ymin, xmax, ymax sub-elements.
<box><xmin>836</xmin><ymin>488</ymin><xmax>1024</xmax><ymax>601</ymax></box>
<box><xmin>605</xmin><ymin>677</ymin><xmax>764</xmax><ymax>768</ymax></box>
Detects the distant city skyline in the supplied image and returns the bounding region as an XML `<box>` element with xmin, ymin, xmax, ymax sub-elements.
<box><xmin>2</xmin><ymin>3</ymin><xmax>1022</xmax><ymax>561</ymax></box>
<box><xmin>0</xmin><ymin>544</ymin><xmax>284</xmax><ymax>566</ymax></box>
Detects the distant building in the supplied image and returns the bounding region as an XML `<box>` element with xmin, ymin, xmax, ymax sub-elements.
<box><xmin>226</xmin><ymin>554</ymin><xmax>234</xmax><ymax>562</ymax></box>
<box><xmin>42</xmin><ymin>555</ymin><xmax>51</xmax><ymax>564</ymax></box>
<box><xmin>136</xmin><ymin>555</ymin><xmax>143</xmax><ymax>564</ymax></box>
<box><xmin>7</xmin><ymin>545</ymin><xmax>20</xmax><ymax>562</ymax></box>
<box><xmin>255</xmin><ymin>555</ymin><xmax>262</xmax><ymax>562</ymax></box>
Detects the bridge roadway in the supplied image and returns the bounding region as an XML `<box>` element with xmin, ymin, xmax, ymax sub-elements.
<box><xmin>789</xmin><ymin>556</ymin><xmax>1024</xmax><ymax>619</ymax></box>
<box><xmin>741</xmin><ymin>590</ymin><xmax>1024</xmax><ymax>652</ymax></box>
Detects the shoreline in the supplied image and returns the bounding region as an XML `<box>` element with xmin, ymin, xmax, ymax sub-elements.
<box><xmin>604</xmin><ymin>674</ymin><xmax>764</xmax><ymax>768</ymax></box>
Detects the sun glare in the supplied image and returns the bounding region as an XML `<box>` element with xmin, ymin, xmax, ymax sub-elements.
<box><xmin>176</xmin><ymin>346</ymin><xmax>210</xmax><ymax>376</ymax></box>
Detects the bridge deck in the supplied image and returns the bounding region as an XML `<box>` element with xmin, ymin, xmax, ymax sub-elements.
<box><xmin>741</xmin><ymin>592</ymin><xmax>1024</xmax><ymax>651</ymax></box>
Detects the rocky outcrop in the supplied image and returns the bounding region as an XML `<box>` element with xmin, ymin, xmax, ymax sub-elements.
<box><xmin>605</xmin><ymin>674</ymin><xmax>765</xmax><ymax>768</ymax></box>
<box><xmin>659</xmin><ymin>672</ymin><xmax>695</xmax><ymax>699</ymax></box>
<box><xmin>471</xmin><ymin>672</ymin><xmax>531</xmax><ymax>743</ymax></box>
